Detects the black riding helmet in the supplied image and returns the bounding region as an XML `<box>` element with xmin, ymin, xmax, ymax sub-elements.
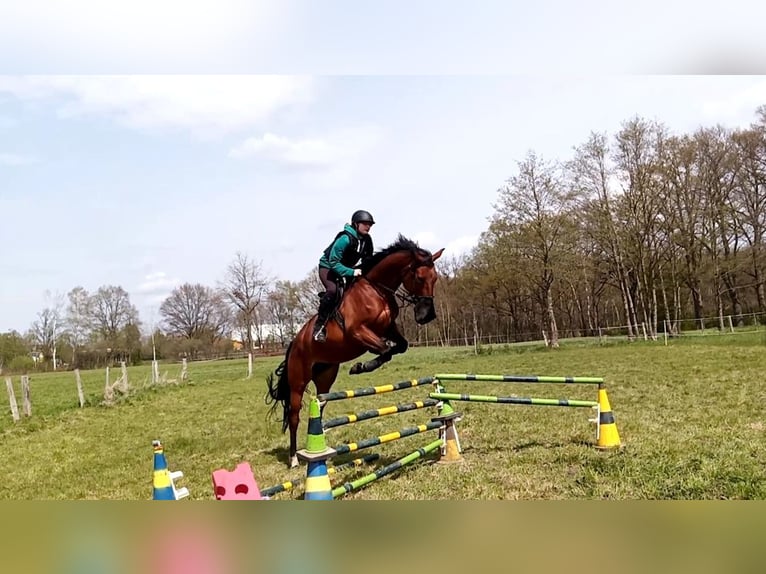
<box><xmin>351</xmin><ymin>210</ymin><xmax>375</xmax><ymax>225</ymax></box>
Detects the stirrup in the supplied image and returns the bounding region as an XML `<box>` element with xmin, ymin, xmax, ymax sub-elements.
<box><xmin>313</xmin><ymin>328</ymin><xmax>327</xmax><ymax>342</ymax></box>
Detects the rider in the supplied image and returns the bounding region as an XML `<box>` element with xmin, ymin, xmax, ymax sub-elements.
<box><xmin>312</xmin><ymin>209</ymin><xmax>375</xmax><ymax>342</ymax></box>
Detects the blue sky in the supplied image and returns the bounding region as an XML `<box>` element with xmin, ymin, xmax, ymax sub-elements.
<box><xmin>1</xmin><ymin>3</ymin><xmax>766</xmax><ymax>334</ymax></box>
<box><xmin>3</xmin><ymin>75</ymin><xmax>766</xmax><ymax>333</ymax></box>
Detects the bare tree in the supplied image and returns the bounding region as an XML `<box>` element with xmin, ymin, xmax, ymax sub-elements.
<box><xmin>265</xmin><ymin>280</ymin><xmax>302</xmax><ymax>345</ymax></box>
<box><xmin>221</xmin><ymin>252</ymin><xmax>271</xmax><ymax>351</ymax></box>
<box><xmin>614</xmin><ymin>117</ymin><xmax>668</xmax><ymax>338</ymax></box>
<box><xmin>28</xmin><ymin>310</ymin><xmax>57</xmax><ymax>364</ymax></box>
<box><xmin>28</xmin><ymin>291</ymin><xmax>65</xmax><ymax>368</ymax></box>
<box><xmin>658</xmin><ymin>132</ymin><xmax>707</xmax><ymax>327</ymax></box>
<box><xmin>695</xmin><ymin>126</ymin><xmax>743</xmax><ymax>326</ymax></box>
<box><xmin>65</xmin><ymin>286</ymin><xmax>91</xmax><ymax>365</ymax></box>
<box><xmin>570</xmin><ymin>131</ymin><xmax>638</xmax><ymax>338</ymax></box>
<box><xmin>295</xmin><ymin>269</ymin><xmax>323</xmax><ymax>325</ymax></box>
<box><xmin>89</xmin><ymin>285</ymin><xmax>139</xmax><ymax>341</ymax></box>
<box><xmin>159</xmin><ymin>283</ymin><xmax>231</xmax><ymax>341</ymax></box>
<box><xmin>492</xmin><ymin>150</ymin><xmax>580</xmax><ymax>347</ymax></box>
<box><xmin>731</xmin><ymin>126</ymin><xmax>766</xmax><ymax>311</ymax></box>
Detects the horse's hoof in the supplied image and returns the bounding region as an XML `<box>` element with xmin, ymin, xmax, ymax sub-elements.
<box><xmin>289</xmin><ymin>455</ymin><xmax>299</xmax><ymax>469</ymax></box>
<box><xmin>349</xmin><ymin>363</ymin><xmax>363</xmax><ymax>375</ymax></box>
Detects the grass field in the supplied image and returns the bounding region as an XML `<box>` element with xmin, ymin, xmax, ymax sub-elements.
<box><xmin>1</xmin><ymin>332</ymin><xmax>765</xmax><ymax>500</ymax></box>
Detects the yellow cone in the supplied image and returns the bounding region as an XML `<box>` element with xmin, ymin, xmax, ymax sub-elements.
<box><xmin>596</xmin><ymin>388</ymin><xmax>621</xmax><ymax>449</ymax></box>
<box><xmin>440</xmin><ymin>432</ymin><xmax>463</xmax><ymax>464</ymax></box>
<box><xmin>432</xmin><ymin>413</ymin><xmax>463</xmax><ymax>464</ymax></box>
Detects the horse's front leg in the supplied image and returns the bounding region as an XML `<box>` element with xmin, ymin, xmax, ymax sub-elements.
<box><xmin>349</xmin><ymin>324</ymin><xmax>408</xmax><ymax>375</ymax></box>
<box><xmin>288</xmin><ymin>388</ymin><xmax>303</xmax><ymax>468</ymax></box>
<box><xmin>384</xmin><ymin>322</ymin><xmax>409</xmax><ymax>357</ymax></box>
<box><xmin>348</xmin><ymin>325</ymin><xmax>392</xmax><ymax>375</ymax></box>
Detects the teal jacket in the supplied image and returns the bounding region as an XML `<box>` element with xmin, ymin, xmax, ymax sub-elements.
<box><xmin>319</xmin><ymin>224</ymin><xmax>373</xmax><ymax>278</ymax></box>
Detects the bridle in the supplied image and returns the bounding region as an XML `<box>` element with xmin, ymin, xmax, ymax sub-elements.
<box><xmin>361</xmin><ymin>258</ymin><xmax>435</xmax><ymax>309</ymax></box>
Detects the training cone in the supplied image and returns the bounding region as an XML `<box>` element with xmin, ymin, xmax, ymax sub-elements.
<box><xmin>152</xmin><ymin>440</ymin><xmax>176</xmax><ymax>500</ymax></box>
<box><xmin>437</xmin><ymin>415</ymin><xmax>463</xmax><ymax>464</ymax></box>
<box><xmin>432</xmin><ymin>382</ymin><xmax>463</xmax><ymax>463</ymax></box>
<box><xmin>595</xmin><ymin>389</ymin><xmax>622</xmax><ymax>449</ymax></box>
<box><xmin>438</xmin><ymin>397</ymin><xmax>456</xmax><ymax>418</ymax></box>
<box><xmin>296</xmin><ymin>398</ymin><xmax>336</xmax><ymax>500</ymax></box>
<box><xmin>433</xmin><ymin>381</ymin><xmax>456</xmax><ymax>417</ymax></box>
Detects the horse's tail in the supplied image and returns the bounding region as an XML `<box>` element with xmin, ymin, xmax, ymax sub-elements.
<box><xmin>265</xmin><ymin>340</ymin><xmax>294</xmax><ymax>434</ymax></box>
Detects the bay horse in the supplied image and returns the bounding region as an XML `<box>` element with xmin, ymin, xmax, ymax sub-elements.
<box><xmin>265</xmin><ymin>234</ymin><xmax>444</xmax><ymax>468</ymax></box>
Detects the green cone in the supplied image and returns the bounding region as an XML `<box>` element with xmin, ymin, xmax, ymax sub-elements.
<box><xmin>433</xmin><ymin>382</ymin><xmax>455</xmax><ymax>417</ymax></box>
<box><xmin>439</xmin><ymin>398</ymin><xmax>456</xmax><ymax>417</ymax></box>
<box><xmin>305</xmin><ymin>398</ymin><xmax>327</xmax><ymax>453</ymax></box>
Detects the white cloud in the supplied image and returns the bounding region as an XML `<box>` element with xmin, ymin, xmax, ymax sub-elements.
<box><xmin>229</xmin><ymin>126</ymin><xmax>383</xmax><ymax>168</ymax></box>
<box><xmin>136</xmin><ymin>272</ymin><xmax>180</xmax><ymax>296</ymax></box>
<box><xmin>413</xmin><ymin>231</ymin><xmax>437</xmax><ymax>246</ymax></box>
<box><xmin>446</xmin><ymin>234</ymin><xmax>478</xmax><ymax>256</ymax></box>
<box><xmin>411</xmin><ymin>231</ymin><xmax>478</xmax><ymax>257</ymax></box>
<box><xmin>698</xmin><ymin>79</ymin><xmax>766</xmax><ymax>124</ymax></box>
<box><xmin>0</xmin><ymin>153</ymin><xmax>37</xmax><ymax>166</ymax></box>
<box><xmin>230</xmin><ymin>132</ymin><xmax>345</xmax><ymax>166</ymax></box>
<box><xmin>0</xmin><ymin>1</ymin><xmax>290</xmax><ymax>73</ymax></box>
<box><xmin>0</xmin><ymin>75</ymin><xmax>315</xmax><ymax>137</ymax></box>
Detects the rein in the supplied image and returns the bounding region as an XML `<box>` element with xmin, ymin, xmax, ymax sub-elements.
<box><xmin>365</xmin><ymin>279</ymin><xmax>421</xmax><ymax>308</ymax></box>
<box><xmin>357</xmin><ymin>258</ymin><xmax>435</xmax><ymax>309</ymax></box>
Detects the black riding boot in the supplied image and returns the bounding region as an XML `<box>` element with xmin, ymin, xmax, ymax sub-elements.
<box><xmin>312</xmin><ymin>293</ymin><xmax>335</xmax><ymax>342</ymax></box>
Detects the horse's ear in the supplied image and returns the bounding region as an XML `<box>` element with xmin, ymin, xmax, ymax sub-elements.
<box><xmin>431</xmin><ymin>248</ymin><xmax>444</xmax><ymax>262</ymax></box>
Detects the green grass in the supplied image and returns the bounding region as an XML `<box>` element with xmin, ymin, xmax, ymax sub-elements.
<box><xmin>1</xmin><ymin>333</ymin><xmax>765</xmax><ymax>500</ymax></box>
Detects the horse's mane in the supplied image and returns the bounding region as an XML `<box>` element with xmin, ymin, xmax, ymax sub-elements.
<box><xmin>361</xmin><ymin>233</ymin><xmax>433</xmax><ymax>273</ymax></box>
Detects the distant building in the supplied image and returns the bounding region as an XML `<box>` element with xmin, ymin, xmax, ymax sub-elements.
<box><xmin>231</xmin><ymin>323</ymin><xmax>295</xmax><ymax>349</ymax></box>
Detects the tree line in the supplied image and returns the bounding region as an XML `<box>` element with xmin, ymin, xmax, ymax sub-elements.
<box><xmin>416</xmin><ymin>105</ymin><xmax>766</xmax><ymax>348</ymax></box>
<box><xmin>0</xmin><ymin>253</ymin><xmax>325</xmax><ymax>373</ymax></box>
<box><xmin>3</xmin><ymin>105</ymin><xmax>765</xmax><ymax>372</ymax></box>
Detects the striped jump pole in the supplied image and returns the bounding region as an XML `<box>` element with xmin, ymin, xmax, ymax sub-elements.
<box><xmin>260</xmin><ymin>453</ymin><xmax>381</xmax><ymax>498</ymax></box>
<box><xmin>331</xmin><ymin>421</ymin><xmax>443</xmax><ymax>456</ymax></box>
<box><xmin>429</xmin><ymin>392</ymin><xmax>598</xmax><ymax>408</ymax></box>
<box><xmin>434</xmin><ymin>373</ymin><xmax>604</xmax><ymax>385</ymax></box>
<box><xmin>322</xmin><ymin>398</ymin><xmax>440</xmax><ymax>430</ymax></box>
<box><xmin>318</xmin><ymin>376</ymin><xmax>436</xmax><ymax>402</ymax></box>
<box><xmin>432</xmin><ymin>372</ymin><xmax>621</xmax><ymax>449</ymax></box>
<box><xmin>332</xmin><ymin>438</ymin><xmax>443</xmax><ymax>498</ymax></box>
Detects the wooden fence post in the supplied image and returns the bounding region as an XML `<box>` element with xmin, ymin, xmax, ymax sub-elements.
<box><xmin>21</xmin><ymin>375</ymin><xmax>31</xmax><ymax>417</ymax></box>
<box><xmin>6</xmin><ymin>376</ymin><xmax>19</xmax><ymax>422</ymax></box>
<box><xmin>120</xmin><ymin>361</ymin><xmax>129</xmax><ymax>393</ymax></box>
<box><xmin>75</xmin><ymin>369</ymin><xmax>85</xmax><ymax>407</ymax></box>
<box><xmin>104</xmin><ymin>366</ymin><xmax>113</xmax><ymax>404</ymax></box>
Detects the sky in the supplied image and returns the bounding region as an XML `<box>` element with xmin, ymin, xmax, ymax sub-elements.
<box><xmin>1</xmin><ymin>2</ymin><xmax>766</xmax><ymax>334</ymax></box>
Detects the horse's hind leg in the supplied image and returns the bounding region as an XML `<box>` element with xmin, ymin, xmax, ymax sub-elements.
<box><xmin>287</xmin><ymin>357</ymin><xmax>311</xmax><ymax>469</ymax></box>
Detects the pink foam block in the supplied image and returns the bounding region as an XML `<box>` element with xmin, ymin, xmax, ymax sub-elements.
<box><xmin>211</xmin><ymin>462</ymin><xmax>264</xmax><ymax>500</ymax></box>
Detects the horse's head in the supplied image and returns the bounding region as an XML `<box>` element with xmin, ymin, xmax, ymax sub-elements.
<box><xmin>401</xmin><ymin>246</ymin><xmax>444</xmax><ymax>324</ymax></box>
<box><xmin>362</xmin><ymin>234</ymin><xmax>445</xmax><ymax>324</ymax></box>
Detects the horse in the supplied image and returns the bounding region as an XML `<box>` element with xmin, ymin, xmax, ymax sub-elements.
<box><xmin>265</xmin><ymin>234</ymin><xmax>444</xmax><ymax>468</ymax></box>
